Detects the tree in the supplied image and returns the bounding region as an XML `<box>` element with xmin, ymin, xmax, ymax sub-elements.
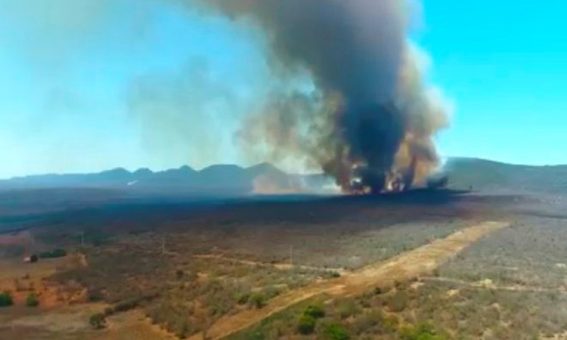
<box><xmin>0</xmin><ymin>291</ymin><xmax>13</xmax><ymax>307</ymax></box>
<box><xmin>26</xmin><ymin>292</ymin><xmax>39</xmax><ymax>307</ymax></box>
<box><xmin>323</xmin><ymin>323</ymin><xmax>350</xmax><ymax>340</ymax></box>
<box><xmin>297</xmin><ymin>314</ymin><xmax>316</xmax><ymax>335</ymax></box>
<box><xmin>249</xmin><ymin>292</ymin><xmax>267</xmax><ymax>309</ymax></box>
<box><xmin>304</xmin><ymin>304</ymin><xmax>325</xmax><ymax>319</ymax></box>
<box><xmin>400</xmin><ymin>323</ymin><xmax>446</xmax><ymax>340</ymax></box>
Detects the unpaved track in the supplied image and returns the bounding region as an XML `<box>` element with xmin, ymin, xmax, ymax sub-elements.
<box><xmin>190</xmin><ymin>221</ymin><xmax>509</xmax><ymax>340</ymax></box>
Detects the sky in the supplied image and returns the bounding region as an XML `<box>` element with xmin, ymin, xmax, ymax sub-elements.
<box><xmin>0</xmin><ymin>0</ymin><xmax>566</xmax><ymax>178</ymax></box>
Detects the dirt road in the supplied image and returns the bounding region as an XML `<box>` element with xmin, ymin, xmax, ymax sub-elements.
<box><xmin>190</xmin><ymin>221</ymin><xmax>509</xmax><ymax>340</ymax></box>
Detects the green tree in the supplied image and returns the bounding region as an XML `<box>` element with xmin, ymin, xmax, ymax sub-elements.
<box><xmin>26</xmin><ymin>292</ymin><xmax>39</xmax><ymax>307</ymax></box>
<box><xmin>297</xmin><ymin>314</ymin><xmax>316</xmax><ymax>335</ymax></box>
<box><xmin>0</xmin><ymin>291</ymin><xmax>13</xmax><ymax>307</ymax></box>
<box><xmin>304</xmin><ymin>304</ymin><xmax>325</xmax><ymax>319</ymax></box>
<box><xmin>249</xmin><ymin>292</ymin><xmax>267</xmax><ymax>309</ymax></box>
<box><xmin>323</xmin><ymin>323</ymin><xmax>350</xmax><ymax>340</ymax></box>
<box><xmin>400</xmin><ymin>323</ymin><xmax>446</xmax><ymax>340</ymax></box>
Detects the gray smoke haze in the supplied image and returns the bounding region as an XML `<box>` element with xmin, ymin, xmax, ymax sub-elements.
<box><xmin>183</xmin><ymin>0</ymin><xmax>450</xmax><ymax>193</ymax></box>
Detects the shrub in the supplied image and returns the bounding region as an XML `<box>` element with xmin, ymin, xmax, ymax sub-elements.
<box><xmin>87</xmin><ymin>289</ymin><xmax>104</xmax><ymax>302</ymax></box>
<box><xmin>114</xmin><ymin>298</ymin><xmax>141</xmax><ymax>312</ymax></box>
<box><xmin>236</xmin><ymin>292</ymin><xmax>250</xmax><ymax>305</ymax></box>
<box><xmin>297</xmin><ymin>314</ymin><xmax>316</xmax><ymax>335</ymax></box>
<box><xmin>400</xmin><ymin>323</ymin><xmax>445</xmax><ymax>340</ymax></box>
<box><xmin>304</xmin><ymin>304</ymin><xmax>325</xmax><ymax>319</ymax></box>
<box><xmin>26</xmin><ymin>293</ymin><xmax>39</xmax><ymax>307</ymax></box>
<box><xmin>0</xmin><ymin>292</ymin><xmax>13</xmax><ymax>307</ymax></box>
<box><xmin>330</xmin><ymin>271</ymin><xmax>341</xmax><ymax>278</ymax></box>
<box><xmin>322</xmin><ymin>323</ymin><xmax>350</xmax><ymax>340</ymax></box>
<box><xmin>89</xmin><ymin>313</ymin><xmax>106</xmax><ymax>329</ymax></box>
<box><xmin>249</xmin><ymin>293</ymin><xmax>267</xmax><ymax>309</ymax></box>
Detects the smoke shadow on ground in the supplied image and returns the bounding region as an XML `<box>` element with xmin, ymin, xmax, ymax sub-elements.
<box><xmin>5</xmin><ymin>188</ymin><xmax>500</xmax><ymax>238</ymax></box>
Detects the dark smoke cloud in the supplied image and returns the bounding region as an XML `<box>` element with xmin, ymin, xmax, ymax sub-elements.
<box><xmin>3</xmin><ymin>0</ymin><xmax>449</xmax><ymax>190</ymax></box>
<box><xmin>184</xmin><ymin>0</ymin><xmax>450</xmax><ymax>193</ymax></box>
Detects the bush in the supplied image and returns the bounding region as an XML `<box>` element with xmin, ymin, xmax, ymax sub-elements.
<box><xmin>110</xmin><ymin>294</ymin><xmax>157</xmax><ymax>314</ymax></box>
<box><xmin>322</xmin><ymin>323</ymin><xmax>350</xmax><ymax>340</ymax></box>
<box><xmin>297</xmin><ymin>314</ymin><xmax>316</xmax><ymax>335</ymax></box>
<box><xmin>304</xmin><ymin>304</ymin><xmax>325</xmax><ymax>319</ymax></box>
<box><xmin>113</xmin><ymin>297</ymin><xmax>143</xmax><ymax>313</ymax></box>
<box><xmin>400</xmin><ymin>323</ymin><xmax>445</xmax><ymax>340</ymax></box>
<box><xmin>26</xmin><ymin>293</ymin><xmax>39</xmax><ymax>307</ymax></box>
<box><xmin>87</xmin><ymin>289</ymin><xmax>104</xmax><ymax>302</ymax></box>
<box><xmin>249</xmin><ymin>293</ymin><xmax>267</xmax><ymax>309</ymax></box>
<box><xmin>0</xmin><ymin>292</ymin><xmax>13</xmax><ymax>307</ymax></box>
<box><xmin>89</xmin><ymin>313</ymin><xmax>106</xmax><ymax>329</ymax></box>
<box><xmin>236</xmin><ymin>292</ymin><xmax>250</xmax><ymax>305</ymax></box>
<box><xmin>330</xmin><ymin>271</ymin><xmax>341</xmax><ymax>278</ymax></box>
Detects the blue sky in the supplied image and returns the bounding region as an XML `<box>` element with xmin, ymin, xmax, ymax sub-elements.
<box><xmin>0</xmin><ymin>0</ymin><xmax>565</xmax><ymax>178</ymax></box>
<box><xmin>420</xmin><ymin>0</ymin><xmax>567</xmax><ymax>165</ymax></box>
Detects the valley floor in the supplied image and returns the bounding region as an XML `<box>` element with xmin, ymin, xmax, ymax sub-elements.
<box><xmin>0</xmin><ymin>191</ymin><xmax>566</xmax><ymax>339</ymax></box>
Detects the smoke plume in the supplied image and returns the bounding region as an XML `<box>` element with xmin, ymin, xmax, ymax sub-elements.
<box><xmin>185</xmin><ymin>0</ymin><xmax>450</xmax><ymax>194</ymax></box>
<box><xmin>2</xmin><ymin>0</ymin><xmax>449</xmax><ymax>190</ymax></box>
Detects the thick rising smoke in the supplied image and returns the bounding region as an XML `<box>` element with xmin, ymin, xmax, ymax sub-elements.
<box><xmin>186</xmin><ymin>0</ymin><xmax>450</xmax><ymax>194</ymax></box>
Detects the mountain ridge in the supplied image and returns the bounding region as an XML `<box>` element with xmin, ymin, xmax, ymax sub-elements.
<box><xmin>2</xmin><ymin>157</ymin><xmax>567</xmax><ymax>194</ymax></box>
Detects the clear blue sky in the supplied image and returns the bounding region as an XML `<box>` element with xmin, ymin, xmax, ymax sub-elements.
<box><xmin>0</xmin><ymin>0</ymin><xmax>565</xmax><ymax>178</ymax></box>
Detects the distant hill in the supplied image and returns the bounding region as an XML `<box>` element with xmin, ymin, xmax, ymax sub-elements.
<box><xmin>2</xmin><ymin>158</ymin><xmax>566</xmax><ymax>195</ymax></box>
<box><xmin>0</xmin><ymin>163</ymin><xmax>333</xmax><ymax>195</ymax></box>
<box><xmin>443</xmin><ymin>157</ymin><xmax>567</xmax><ymax>194</ymax></box>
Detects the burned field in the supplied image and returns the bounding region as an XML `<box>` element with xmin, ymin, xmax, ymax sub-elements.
<box><xmin>0</xmin><ymin>189</ymin><xmax>565</xmax><ymax>339</ymax></box>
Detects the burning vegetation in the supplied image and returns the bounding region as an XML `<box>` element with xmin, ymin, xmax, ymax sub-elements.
<box><xmin>187</xmin><ymin>0</ymin><xmax>450</xmax><ymax>194</ymax></box>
